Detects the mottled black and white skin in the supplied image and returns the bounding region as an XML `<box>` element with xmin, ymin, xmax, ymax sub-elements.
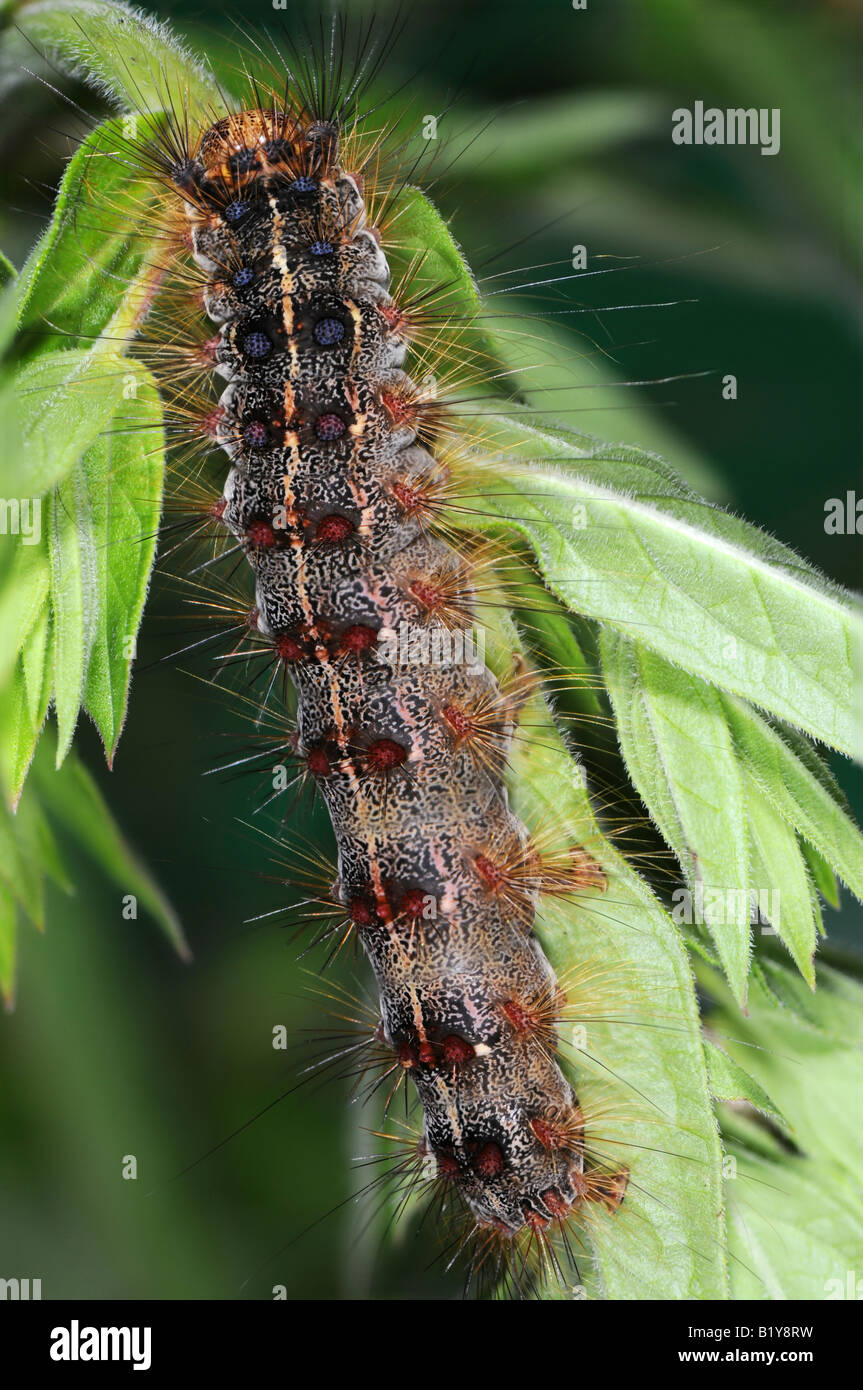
<box><xmin>169</xmin><ymin>105</ymin><xmax>623</xmax><ymax>1241</ymax></box>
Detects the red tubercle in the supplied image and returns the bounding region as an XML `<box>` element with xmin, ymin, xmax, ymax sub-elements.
<box><xmin>305</xmin><ymin>747</ymin><xmax>330</xmax><ymax>777</ymax></box>
<box><xmin>388</xmin><ymin>471</ymin><xmax>444</xmax><ymax>525</ymax></box>
<box><xmin>397</xmin><ymin>1041</ymin><xmax>418</xmax><ymax>1070</ymax></box>
<box><xmin>435</xmin><ymin>1151</ymin><xmax>461</xmax><ymax>1180</ymax></box>
<box><xmin>378</xmin><ymin>303</ymin><xmax>411</xmax><ymax>337</ymax></box>
<box><xmin>522</xmin><ymin>1205</ymin><xmax>550</xmax><ymax>1233</ymax></box>
<box><xmin>208</xmin><ymin>497</ymin><xmax>227</xmax><ymax>521</ymax></box>
<box><xmin>390</xmin><ymin>480</ymin><xmax>421</xmax><ymax>516</ymax></box>
<box><xmin>529</xmin><ymin>1116</ymin><xmax>568</xmax><ymax>1151</ymax></box>
<box><xmin>349</xmin><ymin>892</ymin><xmax>393</xmax><ymax>929</ymax></box>
<box><xmin>475</xmin><ymin>1142</ymin><xmax>505</xmax><ymax>1180</ymax></box>
<box><xmin>379</xmin><ymin>388</ymin><xmax>417</xmax><ymax>429</ymax></box>
<box><xmin>408</xmin><ymin>578</ymin><xmax>444</xmax><ymax>613</ymax></box>
<box><xmin>200</xmin><ymin>406</ymin><xmax>225</xmax><ymax>441</ymax></box>
<box><xmin>274</xmin><ymin>633</ymin><xmax>305</xmax><ymax>663</ymax></box>
<box><xmin>398</xmin><ymin>888</ymin><xmax>428</xmax><ymax>919</ymax></box>
<box><xmin>540</xmin><ymin>1189</ymin><xmax>570</xmax><ymax>1219</ymax></box>
<box><xmin>246</xmin><ymin>520</ymin><xmax>278</xmax><ymax>549</ymax></box>
<box><xmin>315</xmin><ymin>513</ymin><xmax>354</xmax><ymax>544</ymax></box>
<box><xmin>339</xmin><ymin>623</ymin><xmax>378</xmax><ymax>654</ymax></box>
<box><xmin>530</xmin><ymin>1117</ymin><xmax>560</xmax><ymax>1150</ymax></box>
<box><xmin>199</xmin><ymin>334</ymin><xmax>221</xmax><ymax>364</ymax></box>
<box><xmin>417</xmin><ymin>1040</ymin><xmax>436</xmax><ymax>1068</ymax></box>
<box><xmin>570</xmin><ymin>1169</ymin><xmax>590</xmax><ymax>1203</ymax></box>
<box><xmin>364</xmin><ymin>738</ymin><xmax>407</xmax><ymax>772</ymax></box>
<box><xmin>501</xmin><ymin>998</ymin><xmax>541</xmax><ymax>1035</ymax></box>
<box><xmin>441</xmin><ymin>702</ymin><xmax>472</xmax><ymax>738</ymax></box>
<box><xmin>440</xmin><ymin>1034</ymin><xmax>475</xmax><ymax>1066</ymax></box>
<box><xmin>474</xmin><ymin>852</ymin><xmax>506</xmax><ymax>893</ymax></box>
<box><xmin>348</xmin><ymin>897</ymin><xmax>376</xmax><ymax>927</ymax></box>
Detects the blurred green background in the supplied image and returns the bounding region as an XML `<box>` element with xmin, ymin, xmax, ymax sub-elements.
<box><xmin>0</xmin><ymin>0</ymin><xmax>861</xmax><ymax>1298</ymax></box>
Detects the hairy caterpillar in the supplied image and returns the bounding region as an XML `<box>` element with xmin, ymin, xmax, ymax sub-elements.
<box><xmin>158</xmin><ymin>77</ymin><xmax>637</xmax><ymax>1266</ymax></box>
<box><xmin>52</xmin><ymin>21</ymin><xmax>648</xmax><ymax>1291</ymax></box>
<box><xmin>7</xmin><ymin>0</ymin><xmax>863</xmax><ymax>1305</ymax></box>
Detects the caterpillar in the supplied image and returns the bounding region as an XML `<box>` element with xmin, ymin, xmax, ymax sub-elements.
<box><xmin>67</xmin><ymin>19</ymin><xmax>643</xmax><ymax>1292</ymax></box>
<box><xmin>164</xmin><ymin>77</ymin><xmax>635</xmax><ymax>1262</ymax></box>
<box><xmin>7</xmin><ymin>0</ymin><xmax>862</xmax><ymax>1304</ymax></box>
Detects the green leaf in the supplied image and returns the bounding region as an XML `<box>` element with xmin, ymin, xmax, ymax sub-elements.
<box><xmin>0</xmin><ymin>600</ymin><xmax>53</xmax><ymax>809</ymax></box>
<box><xmin>4</xmin><ymin>352</ymin><xmax>165</xmax><ymax>772</ymax></box>
<box><xmin>703</xmin><ymin>954</ymin><xmax>863</xmax><ymax>1295</ymax></box>
<box><xmin>720</xmin><ymin>695</ymin><xmax>863</xmax><ymax>904</ymax></box>
<box><xmin>484</xmin><ymin>607</ymin><xmax>727</xmax><ymax>1299</ymax></box>
<box><xmin>705</xmin><ymin>956</ymin><xmax>863</xmax><ymax>1181</ymax></box>
<box><xmin>386</xmin><ymin>186</ymin><xmax>493</xmax><ymax>381</ymax></box>
<box><xmin>503</xmin><ymin>553</ymin><xmax>604</xmax><ymax>710</ymax></box>
<box><xmin>31</xmin><ymin>734</ymin><xmax>190</xmax><ymax>960</ymax></box>
<box><xmin>725</xmin><ymin>1146</ymin><xmax>863</xmax><ymax>1300</ymax></box>
<box><xmin>753</xmin><ymin>955</ymin><xmax>863</xmax><ymax>1049</ymax></box>
<box><xmin>601</xmin><ymin>633</ymin><xmax>833</xmax><ymax>994</ymax></box>
<box><xmin>0</xmin><ymin>538</ymin><xmax>50</xmax><ymax>690</ymax></box>
<box><xmin>0</xmin><ymin>120</ymin><xmax>168</xmax><ymax>788</ymax></box>
<box><xmin>453</xmin><ymin>422</ymin><xmax>863</xmax><ymax>756</ymax></box>
<box><xmin>703</xmin><ymin>1038</ymin><xmax>788</xmax><ymax>1133</ymax></box>
<box><xmin>744</xmin><ymin>773</ymin><xmax>817</xmax><ymax>988</ymax></box>
<box><xmin>48</xmin><ymin>463</ymin><xmax>100</xmax><ymax>762</ymax></box>
<box><xmin>390</xmin><ymin>186</ymin><xmax>481</xmax><ymax>323</ymax></box>
<box><xmin>80</xmin><ymin>377</ymin><xmax>164</xmax><ymax>757</ymax></box>
<box><xmin>602</xmin><ymin>631</ymin><xmax>752</xmax><ymax>1001</ymax></box>
<box><xmin>0</xmin><ymin>734</ymin><xmax>70</xmax><ymax>924</ymax></box>
<box><xmin>800</xmin><ymin>840</ymin><xmax>839</xmax><ymax>911</ymax></box>
<box><xmin>11</xmin><ymin>120</ymin><xmax>164</xmax><ymax>369</ymax></box>
<box><xmin>20</xmin><ymin>602</ymin><xmax>50</xmax><ymax>727</ymax></box>
<box><xmin>12</xmin><ymin>348</ymin><xmax>135</xmax><ymax>496</ymax></box>
<box><xmin>16</xmin><ymin>0</ymin><xmax>220</xmax><ymax>119</ymax></box>
<box><xmin>0</xmin><ymin>657</ymin><xmax>42</xmax><ymax>807</ymax></box>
